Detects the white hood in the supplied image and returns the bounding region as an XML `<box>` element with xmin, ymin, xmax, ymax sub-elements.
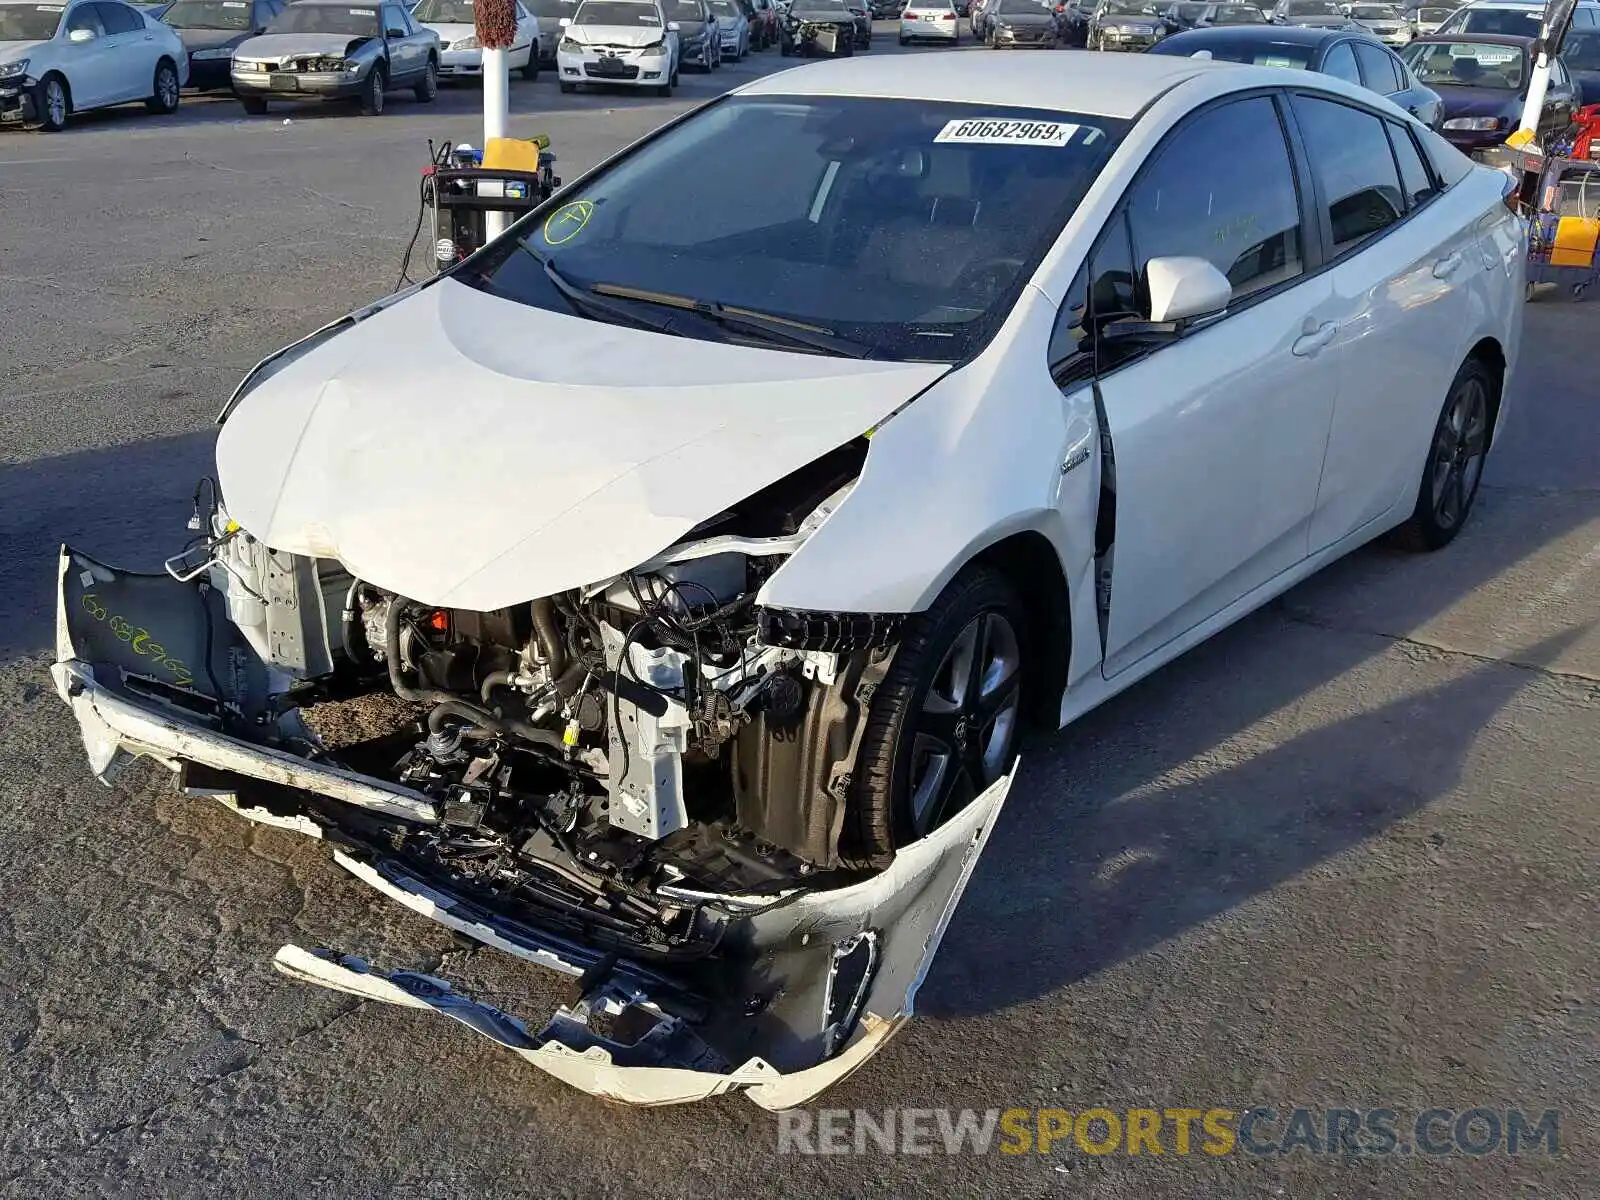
<box><xmin>215</xmin><ymin>278</ymin><xmax>946</xmax><ymax>612</ymax></box>
<box><xmin>565</xmin><ymin>21</ymin><xmax>666</xmax><ymax>46</ymax></box>
<box><xmin>422</xmin><ymin>20</ymin><xmax>474</xmax><ymax>41</ymax></box>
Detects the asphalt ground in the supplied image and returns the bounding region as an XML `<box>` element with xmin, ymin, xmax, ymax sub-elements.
<box><xmin>0</xmin><ymin>25</ymin><xmax>1597</xmax><ymax>1199</ymax></box>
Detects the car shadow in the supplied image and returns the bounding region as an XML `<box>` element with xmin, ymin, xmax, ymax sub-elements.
<box><xmin>924</xmin><ymin>544</ymin><xmax>1595</xmax><ymax>1018</ymax></box>
<box><xmin>0</xmin><ymin>429</ymin><xmax>216</xmax><ymax>664</ymax></box>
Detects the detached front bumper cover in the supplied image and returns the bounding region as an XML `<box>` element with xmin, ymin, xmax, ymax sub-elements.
<box><xmin>51</xmin><ymin>545</ymin><xmax>1012</xmax><ymax>1108</ymax></box>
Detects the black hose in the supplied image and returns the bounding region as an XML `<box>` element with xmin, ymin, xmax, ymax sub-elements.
<box><xmin>480</xmin><ymin>668</ymin><xmax>517</xmax><ymax>705</ymax></box>
<box><xmin>426</xmin><ymin>699</ymin><xmax>566</xmax><ymax>750</ymax></box>
<box><xmin>531</xmin><ymin>597</ymin><xmax>566</xmax><ymax>680</ymax></box>
<box><xmin>386</xmin><ymin>597</ymin><xmax>455</xmax><ymax>704</ymax></box>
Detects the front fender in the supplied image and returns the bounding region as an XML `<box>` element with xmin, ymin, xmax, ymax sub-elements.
<box><xmin>756</xmin><ymin>286</ymin><xmax>1094</xmax><ymax>616</ymax></box>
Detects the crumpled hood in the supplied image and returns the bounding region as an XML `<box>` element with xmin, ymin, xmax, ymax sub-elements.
<box><xmin>215</xmin><ymin>278</ymin><xmax>948</xmax><ymax>612</ymax></box>
<box><xmin>564</xmin><ymin>22</ymin><xmax>665</xmax><ymax>46</ymax></box>
<box><xmin>0</xmin><ymin>39</ymin><xmax>45</xmax><ymax>62</ymax></box>
<box><xmin>995</xmin><ymin>12</ymin><xmax>1054</xmax><ymax>25</ymax></box>
<box><xmin>236</xmin><ymin>31</ymin><xmax>375</xmax><ymax>57</ymax></box>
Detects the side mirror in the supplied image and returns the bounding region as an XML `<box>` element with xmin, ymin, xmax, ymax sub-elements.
<box><xmin>1145</xmin><ymin>256</ymin><xmax>1231</xmax><ymax>323</ymax></box>
<box><xmin>69</xmin><ymin>26</ymin><xmax>96</xmax><ymax>41</ymax></box>
<box><xmin>667</xmin><ymin>18</ymin><xmax>680</xmax><ymax>27</ymax></box>
<box><xmin>386</xmin><ymin>25</ymin><xmax>405</xmax><ymax>35</ymax></box>
<box><xmin>558</xmin><ymin>14</ymin><xmax>570</xmax><ymax>21</ymax></box>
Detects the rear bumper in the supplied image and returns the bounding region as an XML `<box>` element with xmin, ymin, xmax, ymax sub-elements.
<box><xmin>51</xmin><ymin>543</ymin><xmax>1011</xmax><ymax>1107</ymax></box>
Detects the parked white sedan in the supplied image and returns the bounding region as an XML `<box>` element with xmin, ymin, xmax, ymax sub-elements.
<box><xmin>0</xmin><ymin>0</ymin><xmax>188</xmax><ymax>129</ymax></box>
<box><xmin>413</xmin><ymin>0</ymin><xmax>541</xmax><ymax>79</ymax></box>
<box><xmin>52</xmin><ymin>52</ymin><xmax>1523</xmax><ymax>1107</ymax></box>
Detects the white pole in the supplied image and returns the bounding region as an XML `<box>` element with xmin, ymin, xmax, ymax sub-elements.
<box><xmin>1515</xmin><ymin>50</ymin><xmax>1553</xmax><ymax>145</ymax></box>
<box><xmin>483</xmin><ymin>45</ymin><xmax>511</xmax><ymax>237</ymax></box>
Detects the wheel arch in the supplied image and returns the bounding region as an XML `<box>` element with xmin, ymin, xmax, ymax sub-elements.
<box><xmin>1466</xmin><ymin>334</ymin><xmax>1506</xmax><ymax>445</ymax></box>
<box><xmin>966</xmin><ymin>529</ymin><xmax>1073</xmax><ymax>730</ymax></box>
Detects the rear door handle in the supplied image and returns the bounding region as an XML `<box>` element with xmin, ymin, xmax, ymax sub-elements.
<box><xmin>1292</xmin><ymin>320</ymin><xmax>1337</xmax><ymax>358</ymax></box>
<box><xmin>1433</xmin><ymin>251</ymin><xmax>1465</xmax><ymax>279</ymax></box>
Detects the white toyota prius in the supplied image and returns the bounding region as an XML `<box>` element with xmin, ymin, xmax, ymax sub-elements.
<box><xmin>53</xmin><ymin>52</ymin><xmax>1525</xmax><ymax>1106</ymax></box>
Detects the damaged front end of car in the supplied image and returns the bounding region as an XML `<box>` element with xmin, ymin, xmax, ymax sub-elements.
<box><xmin>50</xmin><ymin>455</ymin><xmax>1009</xmax><ymax>1105</ymax></box>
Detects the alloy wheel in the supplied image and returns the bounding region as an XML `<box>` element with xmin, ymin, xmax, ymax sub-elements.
<box><xmin>906</xmin><ymin>609</ymin><xmax>1021</xmax><ymax>838</ymax></box>
<box><xmin>158</xmin><ymin>65</ymin><xmax>178</xmax><ymax>108</ymax></box>
<box><xmin>45</xmin><ymin>78</ymin><xmax>66</xmax><ymax>126</ymax></box>
<box><xmin>1430</xmin><ymin>373</ymin><xmax>1488</xmax><ymax>531</ymax></box>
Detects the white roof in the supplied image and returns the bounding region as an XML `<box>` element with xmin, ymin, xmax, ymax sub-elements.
<box><xmin>736</xmin><ymin>51</ymin><xmax>1218</xmax><ymax>119</ymax></box>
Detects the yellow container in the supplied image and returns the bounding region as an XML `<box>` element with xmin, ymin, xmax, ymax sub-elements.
<box><xmin>1550</xmin><ymin>216</ymin><xmax>1600</xmax><ymax>267</ymax></box>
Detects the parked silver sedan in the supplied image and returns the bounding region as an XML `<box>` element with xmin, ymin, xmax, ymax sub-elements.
<box><xmin>709</xmin><ymin>0</ymin><xmax>749</xmax><ymax>55</ymax></box>
<box><xmin>1344</xmin><ymin>0</ymin><xmax>1412</xmax><ymax>44</ymax></box>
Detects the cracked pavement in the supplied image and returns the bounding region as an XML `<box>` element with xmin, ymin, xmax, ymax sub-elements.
<box><xmin>1</xmin><ymin>39</ymin><xmax>1597</xmax><ymax>1198</ymax></box>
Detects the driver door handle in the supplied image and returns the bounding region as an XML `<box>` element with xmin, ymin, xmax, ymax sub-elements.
<box><xmin>1292</xmin><ymin>320</ymin><xmax>1337</xmax><ymax>358</ymax></box>
<box><xmin>1433</xmin><ymin>251</ymin><xmax>1465</xmax><ymax>279</ymax></box>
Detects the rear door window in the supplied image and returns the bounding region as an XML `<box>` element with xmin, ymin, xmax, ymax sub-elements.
<box><xmin>1388</xmin><ymin>120</ymin><xmax>1440</xmax><ymax>209</ymax></box>
<box><xmin>1321</xmin><ymin>40</ymin><xmax>1361</xmax><ymax>83</ymax></box>
<box><xmin>95</xmin><ymin>1</ymin><xmax>143</xmax><ymax>31</ymax></box>
<box><xmin>1292</xmin><ymin>95</ymin><xmax>1406</xmax><ymax>254</ymax></box>
<box><xmin>1354</xmin><ymin>40</ymin><xmax>1403</xmax><ymax>93</ymax></box>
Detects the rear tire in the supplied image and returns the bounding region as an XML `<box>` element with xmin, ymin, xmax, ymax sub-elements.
<box><xmin>146</xmin><ymin>58</ymin><xmax>180</xmax><ymax>114</ymax></box>
<box><xmin>523</xmin><ymin>44</ymin><xmax>541</xmax><ymax>77</ymax></box>
<box><xmin>845</xmin><ymin>566</ymin><xmax>1028</xmax><ymax>861</ymax></box>
<box><xmin>1394</xmin><ymin>357</ymin><xmax>1494</xmax><ymax>552</ymax></box>
<box><xmin>360</xmin><ymin>63</ymin><xmax>386</xmax><ymax>115</ymax></box>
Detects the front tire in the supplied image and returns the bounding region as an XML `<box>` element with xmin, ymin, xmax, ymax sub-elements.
<box><xmin>240</xmin><ymin>94</ymin><xmax>268</xmax><ymax>114</ymax></box>
<box><xmin>36</xmin><ymin>73</ymin><xmax>69</xmax><ymax>131</ymax></box>
<box><xmin>523</xmin><ymin>46</ymin><xmax>541</xmax><ymax>78</ymax></box>
<box><xmin>1395</xmin><ymin>357</ymin><xmax>1494</xmax><ymax>551</ymax></box>
<box><xmin>846</xmin><ymin>566</ymin><xmax>1028</xmax><ymax>860</ymax></box>
<box><xmin>414</xmin><ymin>57</ymin><xmax>437</xmax><ymax>102</ymax></box>
<box><xmin>559</xmin><ymin>79</ymin><xmax>576</xmax><ymax>92</ymax></box>
<box><xmin>146</xmin><ymin>58</ymin><xmax>180</xmax><ymax>114</ymax></box>
<box><xmin>360</xmin><ymin>63</ymin><xmax>386</xmax><ymax>115</ymax></box>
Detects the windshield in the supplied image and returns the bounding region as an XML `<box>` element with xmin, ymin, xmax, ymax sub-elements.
<box><xmin>575</xmin><ymin>0</ymin><xmax>660</xmax><ymax>21</ymax></box>
<box><xmin>1450</xmin><ymin>6</ymin><xmax>1539</xmax><ymax>32</ymax></box>
<box><xmin>264</xmin><ymin>4</ymin><xmax>378</xmax><ymax>33</ymax></box>
<box><xmin>0</xmin><ymin>2</ymin><xmax>65</xmax><ymax>38</ymax></box>
<box><xmin>1174</xmin><ymin>2</ymin><xmax>1206</xmax><ymax>15</ymax></box>
<box><xmin>464</xmin><ymin>96</ymin><xmax>1125</xmax><ymax>363</ymax></box>
<box><xmin>1213</xmin><ymin>4</ymin><xmax>1265</xmax><ymax>18</ymax></box>
<box><xmin>1404</xmin><ymin>37</ymin><xmax>1524</xmax><ymax>84</ymax></box>
<box><xmin>163</xmin><ymin>0</ymin><xmax>250</xmax><ymax>27</ymax></box>
<box><xmin>412</xmin><ymin>0</ymin><xmax>476</xmax><ymax>20</ymax></box>
<box><xmin>1285</xmin><ymin>0</ymin><xmax>1341</xmax><ymax>12</ymax></box>
<box><xmin>1415</xmin><ymin>5</ymin><xmax>1452</xmax><ymax>16</ymax></box>
<box><xmin>1102</xmin><ymin>0</ymin><xmax>1160</xmax><ymax>14</ymax></box>
<box><xmin>996</xmin><ymin>0</ymin><xmax>1050</xmax><ymax>13</ymax></box>
<box><xmin>667</xmin><ymin>0</ymin><xmax>702</xmax><ymax>16</ymax></box>
<box><xmin>1351</xmin><ymin>4</ymin><xmax>1400</xmax><ymax>16</ymax></box>
<box><xmin>523</xmin><ymin>0</ymin><xmax>575</xmax><ymax>14</ymax></box>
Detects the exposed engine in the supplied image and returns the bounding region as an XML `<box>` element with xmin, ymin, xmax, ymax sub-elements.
<box><xmin>171</xmin><ymin>441</ymin><xmax>889</xmax><ymax>962</ymax></box>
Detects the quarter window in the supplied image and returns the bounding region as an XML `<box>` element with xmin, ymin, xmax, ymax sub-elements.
<box><xmin>1353</xmin><ymin>40</ymin><xmax>1403</xmax><ymax>93</ymax></box>
<box><xmin>1388</xmin><ymin>121</ymin><xmax>1439</xmax><ymax>209</ymax></box>
<box><xmin>1293</xmin><ymin>96</ymin><xmax>1405</xmax><ymax>254</ymax></box>
<box><xmin>1126</xmin><ymin>95</ymin><xmax>1304</xmax><ymax>299</ymax></box>
<box><xmin>1049</xmin><ymin>214</ymin><xmax>1139</xmax><ymax>381</ymax></box>
<box><xmin>1321</xmin><ymin>40</ymin><xmax>1361</xmax><ymax>83</ymax></box>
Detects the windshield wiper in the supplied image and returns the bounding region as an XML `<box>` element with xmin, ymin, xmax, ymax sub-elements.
<box><xmin>512</xmin><ymin>239</ymin><xmax>691</xmax><ymax>337</ymax></box>
<box><xmin>588</xmin><ymin>283</ymin><xmax>874</xmax><ymax>359</ymax></box>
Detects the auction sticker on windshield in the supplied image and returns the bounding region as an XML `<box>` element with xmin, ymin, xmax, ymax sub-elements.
<box><xmin>934</xmin><ymin>118</ymin><xmax>1080</xmax><ymax>147</ymax></box>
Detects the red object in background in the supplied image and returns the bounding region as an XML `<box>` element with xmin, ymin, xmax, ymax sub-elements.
<box><xmin>1574</xmin><ymin>104</ymin><xmax>1600</xmax><ymax>160</ymax></box>
<box><xmin>475</xmin><ymin>0</ymin><xmax>518</xmax><ymax>48</ymax></box>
